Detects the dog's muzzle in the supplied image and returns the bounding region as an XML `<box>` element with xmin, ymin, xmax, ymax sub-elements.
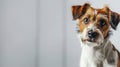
<box><xmin>87</xmin><ymin>30</ymin><xmax>99</xmax><ymax>42</ymax></box>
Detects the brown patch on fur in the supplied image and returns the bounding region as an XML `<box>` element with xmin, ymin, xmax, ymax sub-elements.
<box><xmin>118</xmin><ymin>60</ymin><xmax>120</xmax><ymax>67</ymax></box>
<box><xmin>96</xmin><ymin>7</ymin><xmax>110</xmax><ymax>38</ymax></box>
<box><xmin>71</xmin><ymin>5</ymin><xmax>82</xmax><ymax>20</ymax></box>
<box><xmin>110</xmin><ymin>11</ymin><xmax>120</xmax><ymax>30</ymax></box>
<box><xmin>112</xmin><ymin>45</ymin><xmax>116</xmax><ymax>51</ymax></box>
<box><xmin>117</xmin><ymin>56</ymin><xmax>120</xmax><ymax>67</ymax></box>
<box><xmin>117</xmin><ymin>50</ymin><xmax>120</xmax><ymax>67</ymax></box>
<box><xmin>78</xmin><ymin>7</ymin><xmax>95</xmax><ymax>33</ymax></box>
<box><xmin>71</xmin><ymin>3</ymin><xmax>90</xmax><ymax>20</ymax></box>
<box><xmin>114</xmin><ymin>48</ymin><xmax>120</xmax><ymax>67</ymax></box>
<box><xmin>112</xmin><ymin>45</ymin><xmax>120</xmax><ymax>67</ymax></box>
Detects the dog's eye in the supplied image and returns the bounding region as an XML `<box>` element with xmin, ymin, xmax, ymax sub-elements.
<box><xmin>99</xmin><ymin>19</ymin><xmax>106</xmax><ymax>27</ymax></box>
<box><xmin>83</xmin><ymin>18</ymin><xmax>89</xmax><ymax>24</ymax></box>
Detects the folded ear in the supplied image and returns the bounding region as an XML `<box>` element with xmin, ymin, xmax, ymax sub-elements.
<box><xmin>71</xmin><ymin>3</ymin><xmax>90</xmax><ymax>20</ymax></box>
<box><xmin>110</xmin><ymin>11</ymin><xmax>120</xmax><ymax>30</ymax></box>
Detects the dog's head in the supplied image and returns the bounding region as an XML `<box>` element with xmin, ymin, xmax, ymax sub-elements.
<box><xmin>71</xmin><ymin>3</ymin><xmax>120</xmax><ymax>46</ymax></box>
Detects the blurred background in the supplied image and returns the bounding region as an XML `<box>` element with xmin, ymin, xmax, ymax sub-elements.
<box><xmin>0</xmin><ymin>0</ymin><xmax>120</xmax><ymax>67</ymax></box>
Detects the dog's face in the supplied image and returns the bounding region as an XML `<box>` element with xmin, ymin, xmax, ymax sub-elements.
<box><xmin>71</xmin><ymin>3</ymin><xmax>120</xmax><ymax>46</ymax></box>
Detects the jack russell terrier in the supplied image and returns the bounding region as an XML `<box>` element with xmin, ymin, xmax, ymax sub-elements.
<box><xmin>71</xmin><ymin>3</ymin><xmax>120</xmax><ymax>67</ymax></box>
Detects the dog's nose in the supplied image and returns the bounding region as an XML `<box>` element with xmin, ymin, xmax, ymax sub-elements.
<box><xmin>88</xmin><ymin>30</ymin><xmax>98</xmax><ymax>39</ymax></box>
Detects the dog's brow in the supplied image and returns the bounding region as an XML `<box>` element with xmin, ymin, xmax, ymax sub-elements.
<box><xmin>99</xmin><ymin>14</ymin><xmax>108</xmax><ymax>18</ymax></box>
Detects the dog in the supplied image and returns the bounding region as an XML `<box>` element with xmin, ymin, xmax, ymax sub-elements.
<box><xmin>71</xmin><ymin>3</ymin><xmax>120</xmax><ymax>67</ymax></box>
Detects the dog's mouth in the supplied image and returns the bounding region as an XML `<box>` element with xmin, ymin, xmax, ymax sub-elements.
<box><xmin>82</xmin><ymin>38</ymin><xmax>97</xmax><ymax>43</ymax></box>
<box><xmin>87</xmin><ymin>38</ymin><xmax>96</xmax><ymax>42</ymax></box>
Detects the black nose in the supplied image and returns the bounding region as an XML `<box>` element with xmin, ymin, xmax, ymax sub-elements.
<box><xmin>88</xmin><ymin>30</ymin><xmax>98</xmax><ymax>39</ymax></box>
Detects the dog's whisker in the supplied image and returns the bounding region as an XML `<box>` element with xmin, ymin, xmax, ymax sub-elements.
<box><xmin>76</xmin><ymin>26</ymin><xmax>80</xmax><ymax>33</ymax></box>
<box><xmin>76</xmin><ymin>29</ymin><xmax>80</xmax><ymax>33</ymax></box>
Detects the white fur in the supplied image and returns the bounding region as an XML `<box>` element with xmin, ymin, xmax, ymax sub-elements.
<box><xmin>79</xmin><ymin>41</ymin><xmax>118</xmax><ymax>67</ymax></box>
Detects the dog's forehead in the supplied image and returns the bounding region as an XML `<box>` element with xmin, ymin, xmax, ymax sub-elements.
<box><xmin>85</xmin><ymin>7</ymin><xmax>109</xmax><ymax>19</ymax></box>
<box><xmin>94</xmin><ymin>9</ymin><xmax>97</xmax><ymax>15</ymax></box>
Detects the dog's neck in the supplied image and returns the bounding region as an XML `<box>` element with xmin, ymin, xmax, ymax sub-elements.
<box><xmin>94</xmin><ymin>38</ymin><xmax>110</xmax><ymax>50</ymax></box>
<box><xmin>80</xmin><ymin>37</ymin><xmax>117</xmax><ymax>66</ymax></box>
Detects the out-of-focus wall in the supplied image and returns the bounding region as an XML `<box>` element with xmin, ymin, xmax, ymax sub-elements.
<box><xmin>39</xmin><ymin>0</ymin><xmax>66</xmax><ymax>67</ymax></box>
<box><xmin>0</xmin><ymin>0</ymin><xmax>66</xmax><ymax>67</ymax></box>
<box><xmin>0</xmin><ymin>0</ymin><xmax>37</xmax><ymax>67</ymax></box>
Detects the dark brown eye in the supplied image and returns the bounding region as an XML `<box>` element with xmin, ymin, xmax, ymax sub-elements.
<box><xmin>99</xmin><ymin>19</ymin><xmax>106</xmax><ymax>27</ymax></box>
<box><xmin>83</xmin><ymin>18</ymin><xmax>89</xmax><ymax>24</ymax></box>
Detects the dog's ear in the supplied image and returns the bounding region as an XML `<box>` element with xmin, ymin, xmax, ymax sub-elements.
<box><xmin>110</xmin><ymin>11</ymin><xmax>120</xmax><ymax>30</ymax></box>
<box><xmin>71</xmin><ymin>3</ymin><xmax>90</xmax><ymax>20</ymax></box>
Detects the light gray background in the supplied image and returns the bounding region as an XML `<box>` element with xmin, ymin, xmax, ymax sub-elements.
<box><xmin>0</xmin><ymin>0</ymin><xmax>120</xmax><ymax>67</ymax></box>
